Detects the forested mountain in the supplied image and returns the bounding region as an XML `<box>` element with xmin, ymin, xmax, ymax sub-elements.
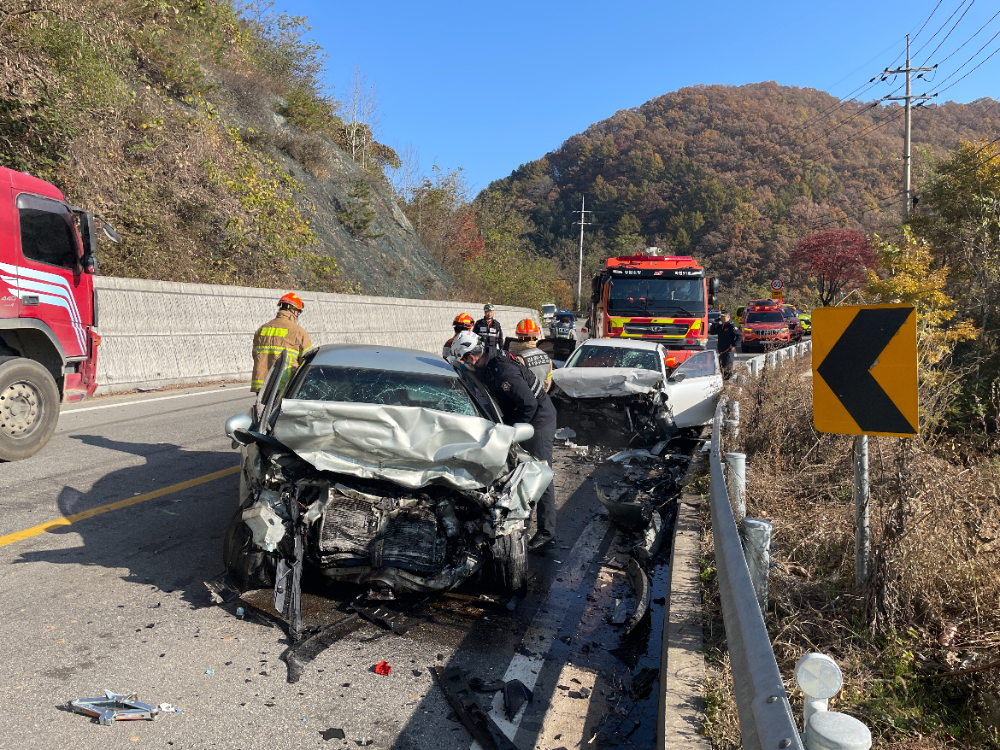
<box><xmin>487</xmin><ymin>83</ymin><xmax>999</xmax><ymax>293</ymax></box>
<box><xmin>0</xmin><ymin>1</ymin><xmax>449</xmax><ymax>297</ymax></box>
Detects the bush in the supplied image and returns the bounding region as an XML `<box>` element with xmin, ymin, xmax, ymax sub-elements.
<box><xmin>275</xmin><ymin>132</ymin><xmax>332</xmax><ymax>179</ymax></box>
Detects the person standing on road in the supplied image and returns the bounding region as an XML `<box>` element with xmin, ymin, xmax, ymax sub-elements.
<box><xmin>451</xmin><ymin>330</ymin><xmax>557</xmax><ymax>553</ymax></box>
<box><xmin>251</xmin><ymin>293</ymin><xmax>312</xmax><ymax>393</ymax></box>
<box><xmin>709</xmin><ymin>311</ymin><xmax>741</xmax><ymax>379</ymax></box>
<box><xmin>443</xmin><ymin>313</ymin><xmax>475</xmax><ymax>359</ymax></box>
<box><xmin>509</xmin><ymin>319</ymin><xmax>552</xmax><ymax>392</ymax></box>
<box><xmin>473</xmin><ymin>303</ymin><xmax>504</xmax><ymax>352</ymax></box>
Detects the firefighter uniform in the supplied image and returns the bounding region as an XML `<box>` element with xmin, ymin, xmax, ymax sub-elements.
<box><xmin>510</xmin><ymin>339</ymin><xmax>553</xmax><ymax>392</ymax></box>
<box><xmin>251</xmin><ymin>310</ymin><xmax>313</xmax><ymax>392</ymax></box>
<box><xmin>473</xmin><ymin>317</ymin><xmax>504</xmax><ymax>351</ymax></box>
<box><xmin>478</xmin><ymin>349</ymin><xmax>557</xmax><ymax>542</ymax></box>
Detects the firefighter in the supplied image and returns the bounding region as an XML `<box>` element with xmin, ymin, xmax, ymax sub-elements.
<box><xmin>473</xmin><ymin>303</ymin><xmax>504</xmax><ymax>352</ymax></box>
<box><xmin>251</xmin><ymin>293</ymin><xmax>313</xmax><ymax>393</ymax></box>
<box><xmin>510</xmin><ymin>318</ymin><xmax>552</xmax><ymax>392</ymax></box>
<box><xmin>709</xmin><ymin>310</ymin><xmax>741</xmax><ymax>380</ymax></box>
<box><xmin>443</xmin><ymin>313</ymin><xmax>475</xmax><ymax>359</ymax></box>
<box><xmin>451</xmin><ymin>330</ymin><xmax>557</xmax><ymax>553</ymax></box>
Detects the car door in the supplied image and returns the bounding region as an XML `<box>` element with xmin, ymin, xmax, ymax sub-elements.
<box><xmin>9</xmin><ymin>191</ymin><xmax>90</xmax><ymax>358</ymax></box>
<box><xmin>665</xmin><ymin>350</ymin><xmax>723</xmax><ymax>427</ymax></box>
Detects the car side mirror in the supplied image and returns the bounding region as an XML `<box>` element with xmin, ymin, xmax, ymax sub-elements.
<box><xmin>226</xmin><ymin>413</ymin><xmax>253</xmax><ymax>441</ymax></box>
<box><xmin>668</xmin><ymin>373</ymin><xmax>686</xmax><ymax>384</ymax></box>
<box><xmin>511</xmin><ymin>423</ymin><xmax>535</xmax><ymax>443</ymax></box>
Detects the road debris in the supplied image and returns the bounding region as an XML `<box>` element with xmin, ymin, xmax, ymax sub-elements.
<box><xmin>434</xmin><ymin>665</ymin><xmax>517</xmax><ymax>750</ymax></box>
<box><xmin>320</xmin><ymin>728</ymin><xmax>346</xmax><ymax>741</ymax></box>
<box><xmin>70</xmin><ymin>691</ymin><xmax>163</xmax><ymax>726</ymax></box>
<box><xmin>502</xmin><ymin>679</ymin><xmax>533</xmax><ymax>720</ymax></box>
<box><xmin>374</xmin><ymin>661</ymin><xmax>392</xmax><ymax>676</ymax></box>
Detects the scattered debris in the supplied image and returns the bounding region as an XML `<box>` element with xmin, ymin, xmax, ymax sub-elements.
<box><xmin>157</xmin><ymin>703</ymin><xmax>179</xmax><ymax>713</ymax></box>
<box><xmin>468</xmin><ymin>677</ymin><xmax>504</xmax><ymax>693</ymax></box>
<box><xmin>434</xmin><ymin>665</ymin><xmax>517</xmax><ymax>750</ymax></box>
<box><xmin>612</xmin><ymin>599</ymin><xmax>629</xmax><ymax>625</ymax></box>
<box><xmin>204</xmin><ymin>572</ymin><xmax>242</xmax><ymax>604</ymax></box>
<box><xmin>204</xmin><ymin>670</ymin><xmax>213</xmax><ymax>675</ymax></box>
<box><xmin>374</xmin><ymin>661</ymin><xmax>392</xmax><ymax>676</ymax></box>
<box><xmin>357</xmin><ymin>738</ymin><xmax>372</xmax><ymax>746</ymax></box>
<box><xmin>623</xmin><ymin>559</ymin><xmax>651</xmax><ymax>637</ymax></box>
<box><xmin>610</xmin><ymin>448</ymin><xmax>660</xmax><ymax>463</ymax></box>
<box><xmin>320</xmin><ymin>728</ymin><xmax>346</xmax><ymax>741</ymax></box>
<box><xmin>554</xmin><ymin>427</ymin><xmax>577</xmax><ymax>440</ymax></box>
<box><xmin>412</xmin><ymin>669</ymin><xmax>423</xmax><ymax>677</ymax></box>
<box><xmin>285</xmin><ymin>613</ymin><xmax>363</xmax><ymax>684</ymax></box>
<box><xmin>502</xmin><ymin>679</ymin><xmax>533</xmax><ymax>720</ymax></box>
<box><xmin>629</xmin><ymin>667</ymin><xmax>659</xmax><ymax>699</ymax></box>
<box><xmin>70</xmin><ymin>691</ymin><xmax>162</xmax><ymax>725</ymax></box>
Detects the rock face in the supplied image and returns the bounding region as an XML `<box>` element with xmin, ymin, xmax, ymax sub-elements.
<box><xmin>281</xmin><ymin>138</ymin><xmax>450</xmax><ymax>299</ymax></box>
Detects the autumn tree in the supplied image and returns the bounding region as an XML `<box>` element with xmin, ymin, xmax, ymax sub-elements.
<box><xmin>790</xmin><ymin>229</ymin><xmax>875</xmax><ymax>306</ymax></box>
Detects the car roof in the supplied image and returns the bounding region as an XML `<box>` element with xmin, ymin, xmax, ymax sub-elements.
<box><xmin>577</xmin><ymin>338</ymin><xmax>663</xmax><ymax>351</ymax></box>
<box><xmin>308</xmin><ymin>344</ymin><xmax>459</xmax><ymax>378</ymax></box>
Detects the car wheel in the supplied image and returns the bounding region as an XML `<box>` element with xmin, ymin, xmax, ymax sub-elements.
<box><xmin>223</xmin><ymin>506</ymin><xmax>277</xmax><ymax>590</ymax></box>
<box><xmin>0</xmin><ymin>356</ymin><xmax>61</xmax><ymax>462</ymax></box>
<box><xmin>487</xmin><ymin>528</ymin><xmax>528</xmax><ymax>597</ymax></box>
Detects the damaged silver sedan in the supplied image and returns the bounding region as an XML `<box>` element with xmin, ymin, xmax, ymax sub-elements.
<box><xmin>223</xmin><ymin>345</ymin><xmax>552</xmax><ymax>636</ymax></box>
<box><xmin>549</xmin><ymin>340</ymin><xmax>722</xmax><ymax>444</ymax></box>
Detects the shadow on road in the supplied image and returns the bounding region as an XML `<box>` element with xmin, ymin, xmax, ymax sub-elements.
<box><xmin>12</xmin><ymin>435</ymin><xmax>239</xmax><ymax>610</ymax></box>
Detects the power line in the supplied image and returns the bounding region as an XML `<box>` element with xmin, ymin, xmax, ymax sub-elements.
<box><xmin>910</xmin><ymin>0</ymin><xmax>945</xmax><ymax>45</ymax></box>
<box><xmin>913</xmin><ymin>0</ymin><xmax>974</xmax><ymax>60</ymax></box>
<box><xmin>919</xmin><ymin>0</ymin><xmax>976</xmax><ymax>64</ymax></box>
<box><xmin>932</xmin><ymin>7</ymin><xmax>1000</xmax><ymax>68</ymax></box>
<box><xmin>931</xmin><ymin>39</ymin><xmax>1000</xmax><ymax>97</ymax></box>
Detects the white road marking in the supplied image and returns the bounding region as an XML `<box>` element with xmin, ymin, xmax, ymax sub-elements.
<box><xmin>61</xmin><ymin>388</ymin><xmax>250</xmax><ymax>414</ymax></box>
<box><xmin>471</xmin><ymin>514</ymin><xmax>612</xmax><ymax>749</ymax></box>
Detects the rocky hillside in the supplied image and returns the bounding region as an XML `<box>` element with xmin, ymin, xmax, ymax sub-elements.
<box><xmin>0</xmin><ymin>1</ymin><xmax>448</xmax><ymax>298</ymax></box>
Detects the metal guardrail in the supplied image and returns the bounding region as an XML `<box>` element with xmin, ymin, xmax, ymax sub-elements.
<box><xmin>710</xmin><ymin>396</ymin><xmax>805</xmax><ymax>750</ymax></box>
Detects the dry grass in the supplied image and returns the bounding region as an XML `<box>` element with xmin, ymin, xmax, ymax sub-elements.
<box><xmin>699</xmin><ymin>356</ymin><xmax>1000</xmax><ymax>749</ymax></box>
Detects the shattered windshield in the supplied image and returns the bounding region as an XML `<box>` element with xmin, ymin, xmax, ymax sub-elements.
<box><xmin>566</xmin><ymin>345</ymin><xmax>662</xmax><ymax>371</ymax></box>
<box><xmin>289</xmin><ymin>366</ymin><xmax>479</xmax><ymax>416</ymax></box>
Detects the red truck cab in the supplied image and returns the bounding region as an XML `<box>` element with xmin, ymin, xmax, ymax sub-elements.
<box><xmin>589</xmin><ymin>250</ymin><xmax>719</xmax><ymax>369</ymax></box>
<box><xmin>0</xmin><ymin>166</ymin><xmax>113</xmax><ymax>460</ymax></box>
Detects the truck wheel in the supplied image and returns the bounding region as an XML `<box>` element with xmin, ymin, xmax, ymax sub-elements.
<box><xmin>222</xmin><ymin>506</ymin><xmax>277</xmax><ymax>590</ymax></box>
<box><xmin>0</xmin><ymin>357</ymin><xmax>61</xmax><ymax>462</ymax></box>
<box><xmin>486</xmin><ymin>528</ymin><xmax>528</xmax><ymax>597</ymax></box>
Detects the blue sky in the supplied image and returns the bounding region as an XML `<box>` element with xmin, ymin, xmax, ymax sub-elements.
<box><xmin>269</xmin><ymin>0</ymin><xmax>1000</xmax><ymax>194</ymax></box>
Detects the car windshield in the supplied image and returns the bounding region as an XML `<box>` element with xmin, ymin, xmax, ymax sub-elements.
<box><xmin>289</xmin><ymin>366</ymin><xmax>479</xmax><ymax>416</ymax></box>
<box><xmin>746</xmin><ymin>312</ymin><xmax>785</xmax><ymax>324</ymax></box>
<box><xmin>566</xmin><ymin>345</ymin><xmax>661</xmax><ymax>371</ymax></box>
<box><xmin>542</xmin><ymin>305</ymin><xmax>556</xmax><ymax>315</ymax></box>
<box><xmin>607</xmin><ymin>278</ymin><xmax>704</xmax><ymax>316</ymax></box>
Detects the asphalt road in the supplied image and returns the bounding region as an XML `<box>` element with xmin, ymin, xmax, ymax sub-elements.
<box><xmin>0</xmin><ymin>384</ymin><xmax>670</xmax><ymax>750</ymax></box>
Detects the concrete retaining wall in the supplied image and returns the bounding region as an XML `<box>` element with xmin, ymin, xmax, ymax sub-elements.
<box><xmin>94</xmin><ymin>277</ymin><xmax>538</xmax><ymax>394</ymax></box>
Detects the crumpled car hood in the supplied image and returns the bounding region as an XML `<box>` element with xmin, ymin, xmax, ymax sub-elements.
<box><xmin>271</xmin><ymin>400</ymin><xmax>518</xmax><ymax>490</ymax></box>
<box><xmin>551</xmin><ymin>367</ymin><xmax>663</xmax><ymax>398</ymax></box>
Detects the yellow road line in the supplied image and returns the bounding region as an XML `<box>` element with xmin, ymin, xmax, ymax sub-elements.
<box><xmin>0</xmin><ymin>465</ymin><xmax>241</xmax><ymax>549</ymax></box>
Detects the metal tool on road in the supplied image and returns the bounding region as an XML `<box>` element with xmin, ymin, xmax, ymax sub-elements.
<box><xmin>70</xmin><ymin>690</ymin><xmax>161</xmax><ymax>725</ymax></box>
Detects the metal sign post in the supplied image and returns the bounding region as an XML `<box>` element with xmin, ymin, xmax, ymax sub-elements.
<box><xmin>812</xmin><ymin>304</ymin><xmax>918</xmax><ymax>584</ymax></box>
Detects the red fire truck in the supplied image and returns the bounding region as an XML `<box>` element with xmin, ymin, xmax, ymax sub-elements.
<box><xmin>0</xmin><ymin>166</ymin><xmax>117</xmax><ymax>461</ymax></box>
<box><xmin>589</xmin><ymin>250</ymin><xmax>719</xmax><ymax>368</ymax></box>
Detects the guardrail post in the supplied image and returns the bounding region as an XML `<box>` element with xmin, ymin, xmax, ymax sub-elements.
<box><xmin>740</xmin><ymin>518</ymin><xmax>771</xmax><ymax>615</ymax></box>
<box><xmin>725</xmin><ymin>452</ymin><xmax>746</xmax><ymax>520</ymax></box>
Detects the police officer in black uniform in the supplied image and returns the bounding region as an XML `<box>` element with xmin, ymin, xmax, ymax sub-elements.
<box><xmin>709</xmin><ymin>311</ymin><xmax>742</xmax><ymax>379</ymax></box>
<box><xmin>473</xmin><ymin>303</ymin><xmax>504</xmax><ymax>352</ymax></box>
<box><xmin>451</xmin><ymin>330</ymin><xmax>557</xmax><ymax>553</ymax></box>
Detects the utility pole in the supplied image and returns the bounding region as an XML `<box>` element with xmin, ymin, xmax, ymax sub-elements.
<box><xmin>884</xmin><ymin>35</ymin><xmax>935</xmax><ymax>220</ymax></box>
<box><xmin>573</xmin><ymin>196</ymin><xmax>593</xmax><ymax>311</ymax></box>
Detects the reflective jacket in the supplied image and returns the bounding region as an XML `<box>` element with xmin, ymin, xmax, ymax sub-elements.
<box><xmin>509</xmin><ymin>340</ymin><xmax>552</xmax><ymax>392</ymax></box>
<box><xmin>473</xmin><ymin>317</ymin><xmax>504</xmax><ymax>350</ymax></box>
<box><xmin>251</xmin><ymin>310</ymin><xmax>312</xmax><ymax>392</ymax></box>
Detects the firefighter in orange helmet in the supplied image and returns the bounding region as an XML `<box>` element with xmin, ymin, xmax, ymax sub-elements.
<box><xmin>251</xmin><ymin>293</ymin><xmax>313</xmax><ymax>393</ymax></box>
<box><xmin>510</xmin><ymin>318</ymin><xmax>552</xmax><ymax>392</ymax></box>
<box><xmin>443</xmin><ymin>312</ymin><xmax>475</xmax><ymax>359</ymax></box>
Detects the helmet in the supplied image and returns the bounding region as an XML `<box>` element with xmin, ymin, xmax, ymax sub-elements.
<box><xmin>450</xmin><ymin>330</ymin><xmax>484</xmax><ymax>360</ymax></box>
<box><xmin>279</xmin><ymin>292</ymin><xmax>304</xmax><ymax>311</ymax></box>
<box><xmin>483</xmin><ymin>303</ymin><xmax>495</xmax><ymax>312</ymax></box>
<box><xmin>453</xmin><ymin>313</ymin><xmax>474</xmax><ymax>330</ymax></box>
<box><xmin>516</xmin><ymin>319</ymin><xmax>540</xmax><ymax>338</ymax></box>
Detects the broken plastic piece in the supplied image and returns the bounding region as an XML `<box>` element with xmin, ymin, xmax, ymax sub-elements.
<box><xmin>236</xmin><ymin>607</ymin><xmax>245</xmax><ymax>619</ymax></box>
<box><xmin>623</xmin><ymin>559</ymin><xmax>651</xmax><ymax>637</ymax></box>
<box><xmin>554</xmin><ymin>427</ymin><xmax>577</xmax><ymax>440</ymax></box>
<box><xmin>468</xmin><ymin>677</ymin><xmax>504</xmax><ymax>693</ymax></box>
<box><xmin>434</xmin><ymin>665</ymin><xmax>517</xmax><ymax>750</ymax></box>
<box><xmin>70</xmin><ymin>690</ymin><xmax>160</xmax><ymax>726</ymax></box>
<box><xmin>374</xmin><ymin>661</ymin><xmax>392</xmax><ymax>676</ymax></box>
<box><xmin>502</xmin><ymin>679</ymin><xmax>533</xmax><ymax>720</ymax></box>
<box><xmin>242</xmin><ymin>502</ymin><xmax>286</xmax><ymax>552</ymax></box>
<box><xmin>320</xmin><ymin>728</ymin><xmax>346</xmax><ymax>741</ymax></box>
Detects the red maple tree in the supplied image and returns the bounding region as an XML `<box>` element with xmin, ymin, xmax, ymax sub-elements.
<box><xmin>790</xmin><ymin>230</ymin><xmax>875</xmax><ymax>306</ymax></box>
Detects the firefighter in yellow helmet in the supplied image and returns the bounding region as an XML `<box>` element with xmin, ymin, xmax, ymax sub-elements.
<box><xmin>510</xmin><ymin>318</ymin><xmax>552</xmax><ymax>392</ymax></box>
<box><xmin>251</xmin><ymin>293</ymin><xmax>313</xmax><ymax>393</ymax></box>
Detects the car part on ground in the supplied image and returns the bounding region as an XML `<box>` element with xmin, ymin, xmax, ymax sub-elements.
<box><xmin>435</xmin><ymin>665</ymin><xmax>518</xmax><ymax>750</ymax></box>
<box><xmin>70</xmin><ymin>691</ymin><xmax>163</xmax><ymax>725</ymax></box>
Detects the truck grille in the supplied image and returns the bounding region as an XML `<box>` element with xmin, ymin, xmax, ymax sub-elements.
<box><xmin>623</xmin><ymin>323</ymin><xmax>688</xmax><ymax>336</ymax></box>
